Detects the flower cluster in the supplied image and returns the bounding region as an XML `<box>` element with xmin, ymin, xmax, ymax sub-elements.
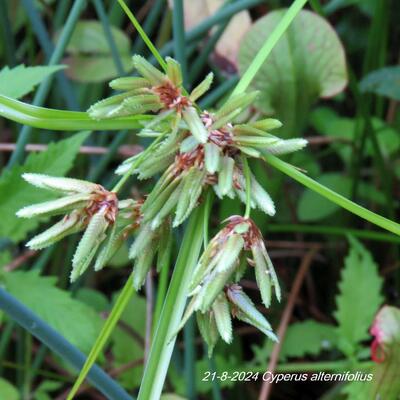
<box><xmin>17</xmin><ymin>55</ymin><xmax>307</xmax><ymax>349</ymax></box>
<box><xmin>173</xmin><ymin>216</ymin><xmax>279</xmax><ymax>354</ymax></box>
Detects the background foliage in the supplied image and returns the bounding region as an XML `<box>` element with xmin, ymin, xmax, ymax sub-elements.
<box><xmin>0</xmin><ymin>0</ymin><xmax>400</xmax><ymax>399</ymax></box>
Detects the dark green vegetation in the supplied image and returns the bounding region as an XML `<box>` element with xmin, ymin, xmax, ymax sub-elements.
<box><xmin>0</xmin><ymin>1</ymin><xmax>400</xmax><ymax>399</ymax></box>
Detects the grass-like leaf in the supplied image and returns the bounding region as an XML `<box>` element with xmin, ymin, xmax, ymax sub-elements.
<box><xmin>0</xmin><ymin>94</ymin><xmax>151</xmax><ymax>131</ymax></box>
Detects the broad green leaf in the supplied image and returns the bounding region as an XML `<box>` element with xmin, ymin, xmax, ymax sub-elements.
<box><xmin>360</xmin><ymin>66</ymin><xmax>400</xmax><ymax>101</ymax></box>
<box><xmin>297</xmin><ymin>173</ymin><xmax>387</xmax><ymax>222</ymax></box>
<box><xmin>61</xmin><ymin>21</ymin><xmax>132</xmax><ymax>82</ymax></box>
<box><xmin>0</xmin><ymin>65</ymin><xmax>65</xmax><ymax>99</ymax></box>
<box><xmin>238</xmin><ymin>9</ymin><xmax>347</xmax><ymax>136</ymax></box>
<box><xmin>4</xmin><ymin>270</ymin><xmax>103</xmax><ymax>353</ymax></box>
<box><xmin>0</xmin><ymin>378</ymin><xmax>19</xmax><ymax>400</ymax></box>
<box><xmin>111</xmin><ymin>290</ymin><xmax>146</xmax><ymax>389</ymax></box>
<box><xmin>334</xmin><ymin>237</ymin><xmax>383</xmax><ymax>356</ymax></box>
<box><xmin>252</xmin><ymin>320</ymin><xmax>337</xmax><ymax>363</ymax></box>
<box><xmin>0</xmin><ymin>132</ymin><xmax>89</xmax><ymax>242</ymax></box>
<box><xmin>75</xmin><ymin>288</ymin><xmax>109</xmax><ymax>313</ymax></box>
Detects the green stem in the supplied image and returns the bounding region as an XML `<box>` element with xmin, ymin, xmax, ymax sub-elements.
<box><xmin>0</xmin><ymin>95</ymin><xmax>151</xmax><ymax>131</ymax></box>
<box><xmin>242</xmin><ymin>155</ymin><xmax>252</xmax><ymax>218</ymax></box>
<box><xmin>137</xmin><ymin>207</ymin><xmax>206</xmax><ymax>400</ymax></box>
<box><xmin>172</xmin><ymin>0</ymin><xmax>188</xmax><ymax>85</ymax></box>
<box><xmin>93</xmin><ymin>0</ymin><xmax>125</xmax><ymax>75</ymax></box>
<box><xmin>66</xmin><ymin>274</ymin><xmax>135</xmax><ymax>400</ymax></box>
<box><xmin>267</xmin><ymin>224</ymin><xmax>400</xmax><ymax>243</ymax></box>
<box><xmin>117</xmin><ymin>0</ymin><xmax>167</xmax><ymax>71</ymax></box>
<box><xmin>262</xmin><ymin>152</ymin><xmax>400</xmax><ymax>236</ymax></box>
<box><xmin>231</xmin><ymin>0</ymin><xmax>308</xmax><ymax>97</ymax></box>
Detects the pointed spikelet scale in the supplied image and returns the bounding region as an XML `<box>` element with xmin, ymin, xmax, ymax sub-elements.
<box><xmin>249</xmin><ymin>118</ymin><xmax>282</xmax><ymax>131</ymax></box>
<box><xmin>214</xmin><ymin>91</ymin><xmax>259</xmax><ymax>121</ymax></box>
<box><xmin>227</xmin><ymin>286</ymin><xmax>278</xmax><ymax>341</ymax></box>
<box><xmin>94</xmin><ymin>224</ymin><xmax>120</xmax><ymax>271</ymax></box>
<box><xmin>233</xmin><ymin>136</ymin><xmax>279</xmax><ymax>148</ymax></box>
<box><xmin>180</xmin><ymin>136</ymin><xmax>200</xmax><ymax>153</ymax></box>
<box><xmin>70</xmin><ymin>245</ymin><xmax>101</xmax><ymax>283</ymax></box>
<box><xmin>261</xmin><ymin>243</ymin><xmax>281</xmax><ymax>302</ymax></box>
<box><xmin>204</xmin><ymin>142</ymin><xmax>221</xmax><ymax>174</ymax></box>
<box><xmin>210</xmin><ymin>108</ymin><xmax>242</xmax><ymax>130</ymax></box>
<box><xmin>236</xmin><ymin>145</ymin><xmax>261</xmax><ymax>158</ymax></box>
<box><xmin>26</xmin><ymin>212</ymin><xmax>83</xmax><ymax>250</ymax></box>
<box><xmin>218</xmin><ymin>156</ymin><xmax>235</xmax><ymax>196</ymax></box>
<box><xmin>141</xmin><ymin>175</ymin><xmax>179</xmax><ymax>219</ymax></box>
<box><xmin>108</xmin><ymin>94</ymin><xmax>161</xmax><ymax>118</ymax></box>
<box><xmin>251</xmin><ymin>174</ymin><xmax>275</xmax><ymax>216</ymax></box>
<box><xmin>166</xmin><ymin>57</ymin><xmax>182</xmax><ymax>87</ymax></box>
<box><xmin>132</xmin><ymin>55</ymin><xmax>166</xmax><ymax>86</ymax></box>
<box><xmin>22</xmin><ymin>174</ymin><xmax>99</xmax><ymax>194</ymax></box>
<box><xmin>189</xmin><ymin>72</ymin><xmax>213</xmax><ymax>102</ymax></box>
<box><xmin>212</xmin><ymin>293</ymin><xmax>233</xmax><ymax>344</ymax></box>
<box><xmin>71</xmin><ymin>210</ymin><xmax>108</xmax><ymax>280</ymax></box>
<box><xmin>252</xmin><ymin>244</ymin><xmax>272</xmax><ymax>308</ymax></box>
<box><xmin>109</xmin><ymin>77</ymin><xmax>151</xmax><ymax>90</ymax></box>
<box><xmin>129</xmin><ymin>223</ymin><xmax>155</xmax><ymax>260</ymax></box>
<box><xmin>196</xmin><ymin>311</ymin><xmax>219</xmax><ymax>357</ymax></box>
<box><xmin>156</xmin><ymin>219</ymin><xmax>173</xmax><ymax>273</ymax></box>
<box><xmin>189</xmin><ymin>239</ymin><xmax>220</xmax><ymax>291</ymax></box>
<box><xmin>182</xmin><ymin>106</ymin><xmax>208</xmax><ymax>143</ymax></box>
<box><xmin>215</xmin><ymin>234</ymin><xmax>244</xmax><ymax>273</ymax></box>
<box><xmin>197</xmin><ymin>264</ymin><xmax>237</xmax><ymax>313</ymax></box>
<box><xmin>87</xmin><ymin>90</ymin><xmax>145</xmax><ymax>119</ymax></box>
<box><xmin>265</xmin><ymin>138</ymin><xmax>308</xmax><ymax>155</ymax></box>
<box><xmin>173</xmin><ymin>168</ymin><xmax>205</xmax><ymax>227</ymax></box>
<box><xmin>152</xmin><ymin>179</ymin><xmax>183</xmax><ymax>229</ymax></box>
<box><xmin>16</xmin><ymin>193</ymin><xmax>90</xmax><ymax>218</ymax></box>
<box><xmin>133</xmin><ymin>245</ymin><xmax>157</xmax><ymax>290</ymax></box>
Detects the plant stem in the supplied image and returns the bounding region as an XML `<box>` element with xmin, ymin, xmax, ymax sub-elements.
<box><xmin>242</xmin><ymin>155</ymin><xmax>252</xmax><ymax>218</ymax></box>
<box><xmin>117</xmin><ymin>0</ymin><xmax>167</xmax><ymax>71</ymax></box>
<box><xmin>267</xmin><ymin>224</ymin><xmax>400</xmax><ymax>243</ymax></box>
<box><xmin>262</xmin><ymin>153</ymin><xmax>400</xmax><ymax>236</ymax></box>
<box><xmin>172</xmin><ymin>0</ymin><xmax>188</xmax><ymax>85</ymax></box>
<box><xmin>0</xmin><ymin>287</ymin><xmax>133</xmax><ymax>400</ymax></box>
<box><xmin>93</xmin><ymin>0</ymin><xmax>125</xmax><ymax>75</ymax></box>
<box><xmin>137</xmin><ymin>207</ymin><xmax>206</xmax><ymax>400</ymax></box>
<box><xmin>66</xmin><ymin>274</ymin><xmax>135</xmax><ymax>400</ymax></box>
<box><xmin>7</xmin><ymin>0</ymin><xmax>86</xmax><ymax>168</ymax></box>
<box><xmin>0</xmin><ymin>95</ymin><xmax>150</xmax><ymax>131</ymax></box>
<box><xmin>231</xmin><ymin>0</ymin><xmax>308</xmax><ymax>97</ymax></box>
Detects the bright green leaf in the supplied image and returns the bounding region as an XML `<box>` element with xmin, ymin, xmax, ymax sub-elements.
<box><xmin>0</xmin><ymin>378</ymin><xmax>19</xmax><ymax>400</ymax></box>
<box><xmin>0</xmin><ymin>64</ymin><xmax>65</xmax><ymax>99</ymax></box>
<box><xmin>238</xmin><ymin>9</ymin><xmax>347</xmax><ymax>136</ymax></box>
<box><xmin>3</xmin><ymin>270</ymin><xmax>103</xmax><ymax>353</ymax></box>
<box><xmin>0</xmin><ymin>132</ymin><xmax>89</xmax><ymax>242</ymax></box>
<box><xmin>334</xmin><ymin>236</ymin><xmax>383</xmax><ymax>356</ymax></box>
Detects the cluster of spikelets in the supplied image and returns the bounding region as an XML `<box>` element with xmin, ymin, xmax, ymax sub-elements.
<box><xmin>17</xmin><ymin>55</ymin><xmax>307</xmax><ymax>353</ymax></box>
